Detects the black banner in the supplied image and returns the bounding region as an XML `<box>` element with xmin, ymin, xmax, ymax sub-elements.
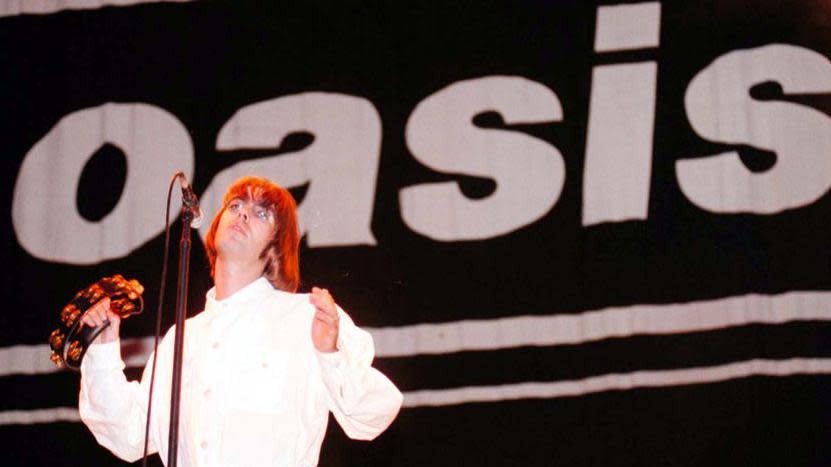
<box><xmin>1</xmin><ymin>1</ymin><xmax>831</xmax><ymax>466</ymax></box>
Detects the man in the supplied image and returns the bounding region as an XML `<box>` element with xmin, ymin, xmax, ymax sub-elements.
<box><xmin>79</xmin><ymin>176</ymin><xmax>403</xmax><ymax>466</ymax></box>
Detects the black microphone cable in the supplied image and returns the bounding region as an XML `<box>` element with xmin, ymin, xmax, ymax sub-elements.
<box><xmin>141</xmin><ymin>171</ymin><xmax>186</xmax><ymax>467</ymax></box>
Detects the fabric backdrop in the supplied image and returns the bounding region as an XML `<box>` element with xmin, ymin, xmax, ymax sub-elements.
<box><xmin>1</xmin><ymin>0</ymin><xmax>831</xmax><ymax>465</ymax></box>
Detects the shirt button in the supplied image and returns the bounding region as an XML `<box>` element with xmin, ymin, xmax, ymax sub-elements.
<box><xmin>201</xmin><ymin>441</ymin><xmax>208</xmax><ymax>449</ymax></box>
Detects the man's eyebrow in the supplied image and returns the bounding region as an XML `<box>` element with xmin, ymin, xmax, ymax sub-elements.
<box><xmin>227</xmin><ymin>196</ymin><xmax>255</xmax><ymax>204</ymax></box>
<box><xmin>255</xmin><ymin>203</ymin><xmax>276</xmax><ymax>216</ymax></box>
<box><xmin>226</xmin><ymin>196</ymin><xmax>271</xmax><ymax>211</ymax></box>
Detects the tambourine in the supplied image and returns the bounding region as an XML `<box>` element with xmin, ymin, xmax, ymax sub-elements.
<box><xmin>48</xmin><ymin>274</ymin><xmax>144</xmax><ymax>371</ymax></box>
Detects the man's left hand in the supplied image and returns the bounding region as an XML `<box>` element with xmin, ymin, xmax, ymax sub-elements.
<box><xmin>310</xmin><ymin>287</ymin><xmax>339</xmax><ymax>353</ymax></box>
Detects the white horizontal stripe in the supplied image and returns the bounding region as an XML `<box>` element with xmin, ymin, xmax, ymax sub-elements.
<box><xmin>0</xmin><ymin>407</ymin><xmax>80</xmax><ymax>425</ymax></box>
<box><xmin>0</xmin><ymin>0</ymin><xmax>196</xmax><ymax>17</ymax></box>
<box><xmin>0</xmin><ymin>336</ymin><xmax>156</xmax><ymax>376</ymax></box>
<box><xmin>3</xmin><ymin>290</ymin><xmax>831</xmax><ymax>377</ymax></box>
<box><xmin>4</xmin><ymin>357</ymin><xmax>830</xmax><ymax>425</ymax></box>
<box><xmin>401</xmin><ymin>357</ymin><xmax>831</xmax><ymax>408</ymax></box>
<box><xmin>371</xmin><ymin>290</ymin><xmax>831</xmax><ymax>357</ymax></box>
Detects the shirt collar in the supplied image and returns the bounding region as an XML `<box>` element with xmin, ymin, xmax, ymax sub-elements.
<box><xmin>205</xmin><ymin>276</ymin><xmax>273</xmax><ymax>313</ymax></box>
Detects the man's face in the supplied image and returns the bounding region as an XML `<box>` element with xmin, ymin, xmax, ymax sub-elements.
<box><xmin>214</xmin><ymin>191</ymin><xmax>276</xmax><ymax>267</ymax></box>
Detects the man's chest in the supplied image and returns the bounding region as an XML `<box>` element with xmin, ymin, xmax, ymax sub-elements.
<box><xmin>182</xmin><ymin>312</ymin><xmax>321</xmax><ymax>413</ymax></box>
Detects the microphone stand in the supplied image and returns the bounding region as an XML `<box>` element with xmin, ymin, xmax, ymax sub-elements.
<box><xmin>167</xmin><ymin>206</ymin><xmax>194</xmax><ymax>467</ymax></box>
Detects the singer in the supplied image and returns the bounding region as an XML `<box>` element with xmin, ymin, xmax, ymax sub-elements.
<box><xmin>77</xmin><ymin>176</ymin><xmax>403</xmax><ymax>466</ymax></box>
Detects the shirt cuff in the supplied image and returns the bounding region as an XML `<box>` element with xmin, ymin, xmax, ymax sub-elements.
<box><xmin>82</xmin><ymin>340</ymin><xmax>125</xmax><ymax>372</ymax></box>
<box><xmin>315</xmin><ymin>347</ymin><xmax>347</xmax><ymax>371</ymax></box>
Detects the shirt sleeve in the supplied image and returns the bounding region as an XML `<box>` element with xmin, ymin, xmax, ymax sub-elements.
<box><xmin>78</xmin><ymin>340</ymin><xmax>160</xmax><ymax>462</ymax></box>
<box><xmin>315</xmin><ymin>307</ymin><xmax>403</xmax><ymax>440</ymax></box>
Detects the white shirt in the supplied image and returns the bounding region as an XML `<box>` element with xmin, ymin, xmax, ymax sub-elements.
<box><xmin>79</xmin><ymin>277</ymin><xmax>403</xmax><ymax>467</ymax></box>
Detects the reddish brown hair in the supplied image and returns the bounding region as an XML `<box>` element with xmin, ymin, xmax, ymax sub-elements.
<box><xmin>204</xmin><ymin>176</ymin><xmax>300</xmax><ymax>292</ymax></box>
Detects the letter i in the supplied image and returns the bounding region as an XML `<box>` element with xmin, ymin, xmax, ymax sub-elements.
<box><xmin>582</xmin><ymin>2</ymin><xmax>661</xmax><ymax>226</ymax></box>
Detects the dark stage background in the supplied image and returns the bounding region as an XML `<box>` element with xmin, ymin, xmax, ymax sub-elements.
<box><xmin>2</xmin><ymin>0</ymin><xmax>831</xmax><ymax>465</ymax></box>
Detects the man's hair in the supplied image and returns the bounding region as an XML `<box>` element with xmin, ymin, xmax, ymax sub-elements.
<box><xmin>204</xmin><ymin>176</ymin><xmax>300</xmax><ymax>292</ymax></box>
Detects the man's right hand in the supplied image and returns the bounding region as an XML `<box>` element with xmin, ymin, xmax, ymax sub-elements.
<box><xmin>80</xmin><ymin>297</ymin><xmax>121</xmax><ymax>344</ymax></box>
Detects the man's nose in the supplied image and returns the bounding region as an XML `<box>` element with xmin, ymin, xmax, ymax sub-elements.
<box><xmin>237</xmin><ymin>206</ymin><xmax>249</xmax><ymax>222</ymax></box>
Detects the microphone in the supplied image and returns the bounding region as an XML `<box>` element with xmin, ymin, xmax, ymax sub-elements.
<box><xmin>178</xmin><ymin>174</ymin><xmax>204</xmax><ymax>229</ymax></box>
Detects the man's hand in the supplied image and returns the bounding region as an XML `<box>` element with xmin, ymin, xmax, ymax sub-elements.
<box><xmin>79</xmin><ymin>297</ymin><xmax>121</xmax><ymax>344</ymax></box>
<box><xmin>310</xmin><ymin>287</ymin><xmax>339</xmax><ymax>353</ymax></box>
